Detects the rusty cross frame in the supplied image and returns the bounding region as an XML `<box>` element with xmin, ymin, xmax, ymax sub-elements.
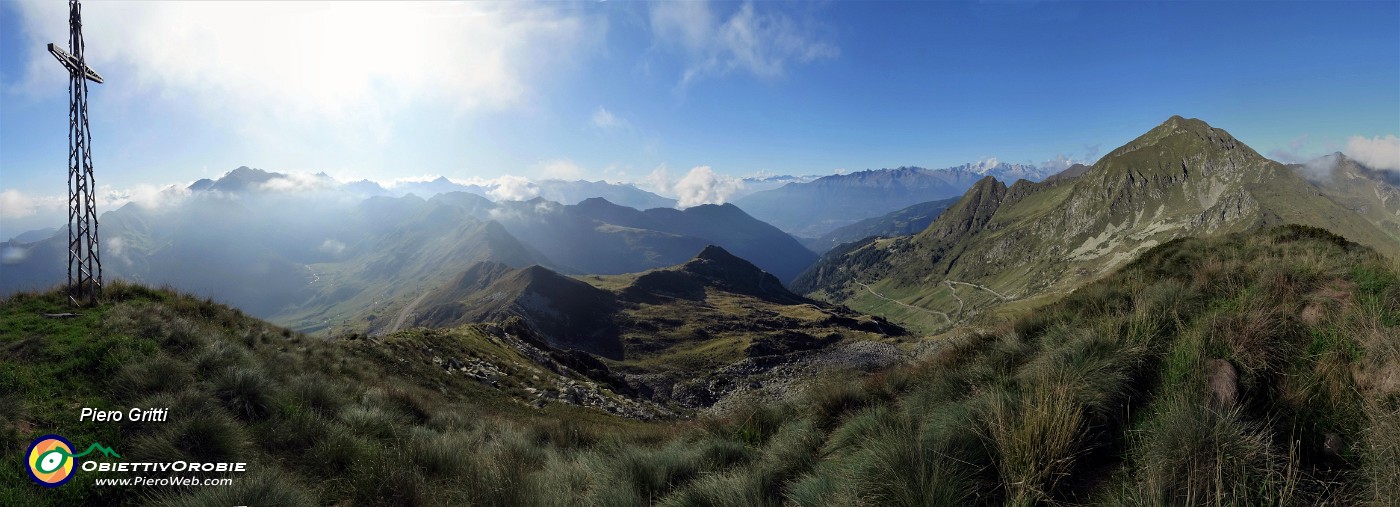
<box><xmin>49</xmin><ymin>0</ymin><xmax>104</xmax><ymax>306</ymax></box>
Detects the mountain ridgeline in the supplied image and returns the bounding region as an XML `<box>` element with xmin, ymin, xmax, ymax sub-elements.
<box><xmin>405</xmin><ymin>245</ymin><xmax>901</xmax><ymax>367</ymax></box>
<box><xmin>734</xmin><ymin>161</ymin><xmax>1057</xmax><ymax>238</ymax></box>
<box><xmin>472</xmin><ymin>195</ymin><xmax>817</xmax><ymax>284</ymax></box>
<box><xmin>800</xmin><ymin>197</ymin><xmax>961</xmax><ymax>254</ymax></box>
<box><xmin>794</xmin><ymin>116</ymin><xmax>1400</xmax><ymax>332</ymax></box>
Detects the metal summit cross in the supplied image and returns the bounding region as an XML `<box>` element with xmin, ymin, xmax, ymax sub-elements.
<box><xmin>48</xmin><ymin>0</ymin><xmax>104</xmax><ymax>306</ymax></box>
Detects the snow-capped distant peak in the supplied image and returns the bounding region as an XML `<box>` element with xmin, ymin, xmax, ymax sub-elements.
<box><xmin>970</xmin><ymin>158</ymin><xmax>1000</xmax><ymax>174</ymax></box>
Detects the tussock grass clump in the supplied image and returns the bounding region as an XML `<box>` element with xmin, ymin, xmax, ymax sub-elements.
<box><xmin>363</xmin><ymin>385</ymin><xmax>436</xmax><ymax>424</ymax></box>
<box><xmin>214</xmin><ymin>366</ymin><xmax>275</xmax><ymax>421</ymax></box>
<box><xmin>130</xmin><ymin>410</ymin><xmax>249</xmax><ymax>465</ymax></box>
<box><xmin>307</xmin><ymin>422</ymin><xmax>370</xmax><ymax>477</ymax></box>
<box><xmin>283</xmin><ymin>373</ymin><xmax>348</xmax><ymax>417</ymax></box>
<box><xmin>983</xmin><ymin>377</ymin><xmax>1086</xmax><ymax>504</ymax></box>
<box><xmin>1118</xmin><ymin>394</ymin><xmax>1297</xmax><ymax>506</ymax></box>
<box><xmin>191</xmin><ymin>338</ymin><xmax>253</xmax><ymax>372</ymax></box>
<box><xmin>794</xmin><ymin>403</ymin><xmax>986</xmax><ymax>506</ymax></box>
<box><xmin>589</xmin><ymin>440</ymin><xmax>712</xmax><ymax>503</ymax></box>
<box><xmin>257</xmin><ymin>409</ymin><xmax>330</xmax><ymax>456</ymax></box>
<box><xmin>526</xmin><ymin>416</ymin><xmax>605</xmax><ymax>449</ymax></box>
<box><xmin>153</xmin><ymin>470</ymin><xmax>313</xmax><ymax>507</ymax></box>
<box><xmin>338</xmin><ymin>405</ymin><xmax>405</xmax><ymax>440</ymax></box>
<box><xmin>112</xmin><ymin>354</ymin><xmax>195</xmax><ymax>401</ymax></box>
<box><xmin>807</xmin><ymin>379</ymin><xmax>871</xmax><ymax>426</ymax></box>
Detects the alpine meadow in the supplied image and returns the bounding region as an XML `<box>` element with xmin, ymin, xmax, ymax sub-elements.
<box><xmin>1</xmin><ymin>1</ymin><xmax>1397</xmax><ymax>505</ymax></box>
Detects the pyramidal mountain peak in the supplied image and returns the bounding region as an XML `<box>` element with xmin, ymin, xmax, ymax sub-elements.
<box><xmin>683</xmin><ymin>244</ymin><xmax>774</xmax><ymax>282</ymax></box>
<box><xmin>1103</xmin><ymin>115</ymin><xmax>1251</xmax><ymax>163</ymax></box>
<box><xmin>639</xmin><ymin>244</ymin><xmax>806</xmax><ymax>304</ymax></box>
<box><xmin>795</xmin><ymin>116</ymin><xmax>1399</xmax><ymax>334</ymax></box>
<box><xmin>693</xmin><ymin>244</ymin><xmax>742</xmax><ymax>263</ymax></box>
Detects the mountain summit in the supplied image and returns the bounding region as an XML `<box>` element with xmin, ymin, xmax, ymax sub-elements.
<box><xmin>794</xmin><ymin>116</ymin><xmax>1400</xmax><ymax>332</ymax></box>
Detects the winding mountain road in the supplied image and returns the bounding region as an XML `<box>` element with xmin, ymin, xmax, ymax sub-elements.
<box><xmin>855</xmin><ymin>282</ymin><xmax>951</xmax><ymax>324</ymax></box>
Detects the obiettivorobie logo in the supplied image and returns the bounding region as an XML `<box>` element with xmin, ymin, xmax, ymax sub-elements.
<box><xmin>25</xmin><ymin>433</ymin><xmax>249</xmax><ymax>488</ymax></box>
<box><xmin>26</xmin><ymin>435</ymin><xmax>121</xmax><ymax>488</ymax></box>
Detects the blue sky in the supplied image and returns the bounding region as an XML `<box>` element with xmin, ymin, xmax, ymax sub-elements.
<box><xmin>1</xmin><ymin>0</ymin><xmax>1397</xmax><ymax>232</ymax></box>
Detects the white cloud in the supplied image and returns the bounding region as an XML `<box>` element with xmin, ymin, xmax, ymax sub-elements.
<box><xmin>1</xmin><ymin>246</ymin><xmax>29</xmax><ymax>264</ymax></box>
<box><xmin>487</xmin><ymin>175</ymin><xmax>540</xmax><ymax>201</ymax></box>
<box><xmin>98</xmin><ymin>183</ymin><xmax>191</xmax><ymax>210</ymax></box>
<box><xmin>1</xmin><ymin>184</ymin><xmax>186</xmax><ymax>240</ymax></box>
<box><xmin>0</xmin><ymin>189</ymin><xmax>63</xmax><ymax>218</ymax></box>
<box><xmin>319</xmin><ymin>239</ymin><xmax>347</xmax><ymax>256</ymax></box>
<box><xmin>107</xmin><ymin>236</ymin><xmax>125</xmax><ymax>256</ymax></box>
<box><xmin>1038</xmin><ymin>144</ymin><xmax>1102</xmax><ymax>172</ymax></box>
<box><xmin>641</xmin><ymin>164</ymin><xmax>673</xmax><ymax>194</ymax></box>
<box><xmin>260</xmin><ymin>173</ymin><xmax>337</xmax><ymax>193</ymax></box>
<box><xmin>11</xmin><ymin>1</ymin><xmax>603</xmax><ymax>144</ymax></box>
<box><xmin>384</xmin><ymin>175</ymin><xmax>457</xmax><ymax>188</ymax></box>
<box><xmin>672</xmin><ymin>166</ymin><xmax>745</xmax><ymax>208</ymax></box>
<box><xmin>1039</xmin><ymin>154</ymin><xmax>1076</xmax><ymax>172</ymax></box>
<box><xmin>540</xmin><ymin>159</ymin><xmax>585</xmax><ymax>180</ymax></box>
<box><xmin>591</xmin><ymin>106</ymin><xmax>628</xmax><ymax>130</ymax></box>
<box><xmin>107</xmin><ymin>235</ymin><xmax>134</xmax><ymax>267</ymax></box>
<box><xmin>1267</xmin><ymin>135</ymin><xmax>1314</xmax><ymax>164</ymax></box>
<box><xmin>1345</xmin><ymin>134</ymin><xmax>1400</xmax><ymax>172</ymax></box>
<box><xmin>3</xmin><ymin>183</ymin><xmax>201</xmax><ymax>222</ymax></box>
<box><xmin>1296</xmin><ymin>154</ymin><xmax>1338</xmax><ymax>182</ymax></box>
<box><xmin>650</xmin><ymin>1</ymin><xmax>837</xmax><ymax>87</ymax></box>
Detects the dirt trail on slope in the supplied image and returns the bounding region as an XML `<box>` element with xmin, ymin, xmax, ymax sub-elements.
<box><xmin>385</xmin><ymin>291</ymin><xmax>432</xmax><ymax>335</ymax></box>
<box><xmin>944</xmin><ymin>280</ymin><xmax>1011</xmax><ymax>300</ymax></box>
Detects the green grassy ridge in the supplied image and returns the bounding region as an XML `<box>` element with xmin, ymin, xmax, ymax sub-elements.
<box><xmin>4</xmin><ymin>225</ymin><xmax>1398</xmax><ymax>505</ymax></box>
<box><xmin>1</xmin><ymin>283</ymin><xmax>664</xmax><ymax>506</ymax></box>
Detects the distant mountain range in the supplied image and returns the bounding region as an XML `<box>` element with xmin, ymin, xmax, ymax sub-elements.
<box><xmin>794</xmin><ymin>116</ymin><xmax>1400</xmax><ymax>332</ymax></box>
<box><xmin>733</xmin><ymin>161</ymin><xmax>1060</xmax><ymax>238</ymax></box>
<box><xmin>184</xmin><ymin>166</ymin><xmax>679</xmax><ymax>210</ymax></box>
<box><xmin>420</xmin><ymin>193</ymin><xmax>817</xmax><ymax>284</ymax></box>
<box><xmin>5</xmin><ymin>118</ymin><xmax>1394</xmax><ymax>340</ymax></box>
<box><xmin>800</xmin><ymin>197</ymin><xmax>961</xmax><ymax>254</ymax></box>
<box><xmin>1</xmin><ymin>168</ymin><xmax>816</xmax><ymax>335</ymax></box>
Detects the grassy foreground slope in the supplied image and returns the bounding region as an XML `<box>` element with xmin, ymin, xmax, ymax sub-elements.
<box><xmin>3</xmin><ymin>225</ymin><xmax>1398</xmax><ymax>505</ymax></box>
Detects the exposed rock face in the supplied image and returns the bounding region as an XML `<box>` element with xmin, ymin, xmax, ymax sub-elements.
<box><xmin>917</xmin><ymin>176</ymin><xmax>1008</xmax><ymax>242</ymax></box>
